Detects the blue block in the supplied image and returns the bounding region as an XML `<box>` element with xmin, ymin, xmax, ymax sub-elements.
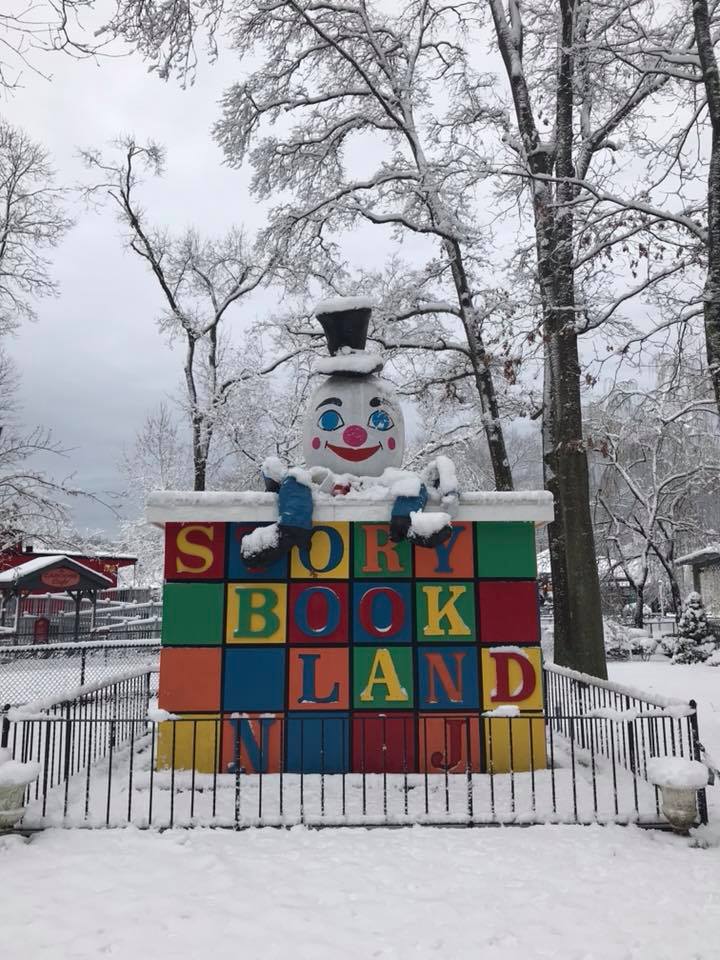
<box><xmin>417</xmin><ymin>646</ymin><xmax>479</xmax><ymax>711</ymax></box>
<box><xmin>285</xmin><ymin>712</ymin><xmax>350</xmax><ymax>773</ymax></box>
<box><xmin>227</xmin><ymin>523</ymin><xmax>288</xmax><ymax>580</ymax></box>
<box><xmin>351</xmin><ymin>581</ymin><xmax>412</xmax><ymax>644</ymax></box>
<box><xmin>223</xmin><ymin>647</ymin><xmax>286</xmax><ymax>712</ymax></box>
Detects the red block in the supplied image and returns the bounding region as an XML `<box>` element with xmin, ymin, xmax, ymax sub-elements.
<box><xmin>477</xmin><ymin>580</ymin><xmax>539</xmax><ymax>644</ymax></box>
<box><xmin>352</xmin><ymin>713</ymin><xmax>416</xmax><ymax>773</ymax></box>
<box><xmin>164</xmin><ymin>522</ymin><xmax>226</xmax><ymax>581</ymax></box>
<box><xmin>288</xmin><ymin>582</ymin><xmax>349</xmax><ymax>644</ymax></box>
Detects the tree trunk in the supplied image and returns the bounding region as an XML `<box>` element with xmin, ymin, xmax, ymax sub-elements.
<box><xmin>539</xmin><ymin>0</ymin><xmax>607</xmax><ymax>678</ymax></box>
<box><xmin>693</xmin><ymin>0</ymin><xmax>720</xmax><ymax>413</ymax></box>
<box><xmin>634</xmin><ymin>583</ymin><xmax>645</xmax><ymax>628</ymax></box>
<box><xmin>487</xmin><ymin>0</ymin><xmax>606</xmax><ymax>675</ymax></box>
<box><xmin>192</xmin><ymin>415</ymin><xmax>207</xmax><ymax>492</ymax></box>
<box><xmin>542</xmin><ymin>327</ymin><xmax>607</xmax><ymax>676</ymax></box>
<box><xmin>445</xmin><ymin>238</ymin><xmax>514</xmax><ymax>491</ymax></box>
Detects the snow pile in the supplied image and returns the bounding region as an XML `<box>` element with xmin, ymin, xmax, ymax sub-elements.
<box><xmin>647</xmin><ymin>756</ymin><xmax>709</xmax><ymax>790</ymax></box>
<box><xmin>482</xmin><ymin>705</ymin><xmax>521</xmax><ymax>718</ymax></box>
<box><xmin>147</xmin><ymin>708</ymin><xmax>178</xmax><ymax>723</ymax></box>
<box><xmin>604</xmin><ymin>619</ymin><xmax>634</xmax><ymax>660</ymax></box>
<box><xmin>314</xmin><ymin>352</ymin><xmax>383</xmax><ymax>376</ymax></box>
<box><xmin>389</xmin><ymin>471</ymin><xmax>422</xmax><ymax>497</ymax></box>
<box><xmin>240</xmin><ymin>523</ymin><xmax>280</xmax><ymax>558</ymax></box>
<box><xmin>261</xmin><ymin>456</ymin><xmax>287</xmax><ymax>484</ymax></box>
<box><xmin>408</xmin><ymin>511</ymin><xmax>451</xmax><ymax>538</ymax></box>
<box><xmin>0</xmin><ymin>748</ymin><xmax>40</xmax><ymax>788</ymax></box>
<box><xmin>314</xmin><ymin>296</ymin><xmax>374</xmax><ymax>314</ymax></box>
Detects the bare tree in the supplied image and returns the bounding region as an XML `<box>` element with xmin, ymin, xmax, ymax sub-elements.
<box><xmin>0</xmin><ymin>346</ymin><xmax>90</xmax><ymax>548</ymax></box>
<box><xmin>0</xmin><ymin>120</ymin><xmax>71</xmax><ymax>334</ymax></box>
<box><xmin>476</xmin><ymin>0</ymin><xmax>708</xmax><ymax>676</ymax></box>
<box><xmin>81</xmin><ymin>136</ymin><xmax>302</xmax><ymax>490</ymax></box>
<box><xmin>589</xmin><ymin>354</ymin><xmax>720</xmax><ymax>625</ymax></box>
<box><xmin>209</xmin><ymin>0</ymin><xmax>515</xmax><ymax>490</ymax></box>
<box><xmin>0</xmin><ymin>1</ymin><xmax>98</xmax><ymax>91</ymax></box>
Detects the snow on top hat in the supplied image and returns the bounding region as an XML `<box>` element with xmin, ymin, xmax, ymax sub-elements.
<box><xmin>313</xmin><ymin>296</ymin><xmax>384</xmax><ymax>377</ymax></box>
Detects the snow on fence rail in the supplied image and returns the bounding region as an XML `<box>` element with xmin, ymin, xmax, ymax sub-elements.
<box><xmin>0</xmin><ymin>666</ymin><xmax>709</xmax><ymax>830</ymax></box>
<box><xmin>0</xmin><ymin>640</ymin><xmax>160</xmax><ymax>707</ymax></box>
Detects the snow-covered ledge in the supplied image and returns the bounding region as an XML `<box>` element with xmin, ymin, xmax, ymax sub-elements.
<box><xmin>147</xmin><ymin>490</ymin><xmax>554</xmax><ymax>526</ymax></box>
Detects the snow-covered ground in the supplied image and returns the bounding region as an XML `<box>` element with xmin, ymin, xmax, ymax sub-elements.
<box><xmin>1</xmin><ymin>823</ymin><xmax>718</xmax><ymax>959</ymax></box>
<box><xmin>1</xmin><ymin>659</ymin><xmax>718</xmax><ymax>959</ymax></box>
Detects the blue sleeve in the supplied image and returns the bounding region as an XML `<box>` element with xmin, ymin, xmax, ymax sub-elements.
<box><xmin>278</xmin><ymin>476</ymin><xmax>314</xmax><ymax>530</ymax></box>
<box><xmin>391</xmin><ymin>483</ymin><xmax>428</xmax><ymax>519</ymax></box>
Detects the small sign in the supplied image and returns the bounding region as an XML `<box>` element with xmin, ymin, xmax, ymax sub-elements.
<box><xmin>41</xmin><ymin>568</ymin><xmax>81</xmax><ymax>589</ymax></box>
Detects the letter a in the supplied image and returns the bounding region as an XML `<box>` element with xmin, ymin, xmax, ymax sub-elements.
<box><xmin>359</xmin><ymin>649</ymin><xmax>408</xmax><ymax>703</ymax></box>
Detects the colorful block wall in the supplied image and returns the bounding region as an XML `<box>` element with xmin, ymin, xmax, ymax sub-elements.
<box><xmin>157</xmin><ymin>519</ymin><xmax>546</xmax><ymax>774</ymax></box>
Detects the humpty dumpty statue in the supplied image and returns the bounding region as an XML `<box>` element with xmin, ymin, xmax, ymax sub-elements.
<box><xmin>240</xmin><ymin>298</ymin><xmax>459</xmax><ymax>566</ymax></box>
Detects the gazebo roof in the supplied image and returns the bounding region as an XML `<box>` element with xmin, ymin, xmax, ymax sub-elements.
<box><xmin>0</xmin><ymin>555</ymin><xmax>114</xmax><ymax>593</ymax></box>
<box><xmin>675</xmin><ymin>545</ymin><xmax>720</xmax><ymax>567</ymax></box>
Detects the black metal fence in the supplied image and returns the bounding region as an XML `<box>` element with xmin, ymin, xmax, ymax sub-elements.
<box><xmin>1</xmin><ymin>664</ymin><xmax>709</xmax><ymax>829</ymax></box>
<box><xmin>0</xmin><ymin>639</ymin><xmax>160</xmax><ymax>707</ymax></box>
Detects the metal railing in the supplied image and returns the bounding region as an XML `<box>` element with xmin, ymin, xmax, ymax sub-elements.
<box><xmin>544</xmin><ymin>663</ymin><xmax>708</xmax><ymax>824</ymax></box>
<box><xmin>0</xmin><ymin>665</ymin><xmax>709</xmax><ymax>830</ymax></box>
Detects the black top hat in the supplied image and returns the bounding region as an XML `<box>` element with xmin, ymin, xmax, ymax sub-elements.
<box><xmin>315</xmin><ymin>298</ymin><xmax>372</xmax><ymax>355</ymax></box>
<box><xmin>313</xmin><ymin>298</ymin><xmax>383</xmax><ymax>376</ymax></box>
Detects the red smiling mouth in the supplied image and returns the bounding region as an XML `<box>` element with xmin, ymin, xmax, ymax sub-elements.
<box><xmin>326</xmin><ymin>442</ymin><xmax>382</xmax><ymax>462</ymax></box>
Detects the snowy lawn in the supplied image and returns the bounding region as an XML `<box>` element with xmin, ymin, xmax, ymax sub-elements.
<box><xmin>2</xmin><ymin>659</ymin><xmax>719</xmax><ymax>959</ymax></box>
<box><xmin>1</xmin><ymin>823</ymin><xmax>719</xmax><ymax>960</ymax></box>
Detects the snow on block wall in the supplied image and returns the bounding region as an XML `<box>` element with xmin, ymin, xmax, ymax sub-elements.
<box><xmin>157</xmin><ymin>519</ymin><xmax>546</xmax><ymax>774</ymax></box>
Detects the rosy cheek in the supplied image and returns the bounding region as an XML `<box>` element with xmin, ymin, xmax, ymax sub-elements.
<box><xmin>312</xmin><ymin>437</ymin><xmax>321</xmax><ymax>450</ymax></box>
<box><xmin>388</xmin><ymin>437</ymin><xmax>396</xmax><ymax>450</ymax></box>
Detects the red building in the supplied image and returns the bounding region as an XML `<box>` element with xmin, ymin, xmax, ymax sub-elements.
<box><xmin>0</xmin><ymin>543</ymin><xmax>137</xmax><ymax>591</ymax></box>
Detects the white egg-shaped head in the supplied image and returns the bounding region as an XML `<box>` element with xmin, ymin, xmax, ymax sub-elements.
<box><xmin>302</xmin><ymin>374</ymin><xmax>405</xmax><ymax>477</ymax></box>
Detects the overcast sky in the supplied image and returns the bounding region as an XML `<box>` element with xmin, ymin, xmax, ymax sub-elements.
<box><xmin>2</xmin><ymin>19</ymin><xmax>278</xmax><ymax>536</ymax></box>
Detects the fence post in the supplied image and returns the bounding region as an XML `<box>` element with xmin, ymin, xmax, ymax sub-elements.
<box><xmin>625</xmin><ymin>695</ymin><xmax>636</xmax><ymax>775</ymax></box>
<box><xmin>1</xmin><ymin>704</ymin><xmax>9</xmax><ymax>749</ymax></box>
<box><xmin>80</xmin><ymin>648</ymin><xmax>87</xmax><ymax>687</ymax></box>
<box><xmin>688</xmin><ymin>700</ymin><xmax>709</xmax><ymax>826</ymax></box>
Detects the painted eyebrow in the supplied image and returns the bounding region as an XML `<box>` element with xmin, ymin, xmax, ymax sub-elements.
<box><xmin>316</xmin><ymin>397</ymin><xmax>343</xmax><ymax>409</ymax></box>
<box><xmin>369</xmin><ymin>397</ymin><xmax>390</xmax><ymax>408</ymax></box>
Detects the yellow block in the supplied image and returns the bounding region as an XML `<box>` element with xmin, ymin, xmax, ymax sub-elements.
<box><xmin>290</xmin><ymin>522</ymin><xmax>350</xmax><ymax>579</ymax></box>
<box><xmin>226</xmin><ymin>582</ymin><xmax>287</xmax><ymax>644</ymax></box>
<box><xmin>156</xmin><ymin>714</ymin><xmax>221</xmax><ymax>773</ymax></box>
<box><xmin>484</xmin><ymin>715</ymin><xmax>546</xmax><ymax>773</ymax></box>
<box><xmin>481</xmin><ymin>646</ymin><xmax>544</xmax><ymax>711</ymax></box>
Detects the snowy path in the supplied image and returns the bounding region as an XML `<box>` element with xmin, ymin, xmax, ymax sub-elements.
<box><xmin>1</xmin><ymin>824</ymin><xmax>718</xmax><ymax>960</ymax></box>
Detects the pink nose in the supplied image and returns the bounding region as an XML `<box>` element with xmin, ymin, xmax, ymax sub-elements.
<box><xmin>342</xmin><ymin>425</ymin><xmax>368</xmax><ymax>447</ymax></box>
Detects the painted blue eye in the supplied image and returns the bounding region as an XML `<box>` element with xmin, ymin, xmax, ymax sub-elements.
<box><xmin>317</xmin><ymin>409</ymin><xmax>344</xmax><ymax>431</ymax></box>
<box><xmin>368</xmin><ymin>410</ymin><xmax>393</xmax><ymax>431</ymax></box>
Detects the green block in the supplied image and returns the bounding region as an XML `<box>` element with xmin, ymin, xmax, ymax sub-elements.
<box><xmin>415</xmin><ymin>581</ymin><xmax>476</xmax><ymax>642</ymax></box>
<box><xmin>353</xmin><ymin>522</ymin><xmax>412</xmax><ymax>578</ymax></box>
<box><xmin>161</xmin><ymin>582</ymin><xmax>224</xmax><ymax>646</ymax></box>
<box><xmin>475</xmin><ymin>522</ymin><xmax>537</xmax><ymax>579</ymax></box>
<box><xmin>353</xmin><ymin>646</ymin><xmax>414</xmax><ymax>709</ymax></box>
